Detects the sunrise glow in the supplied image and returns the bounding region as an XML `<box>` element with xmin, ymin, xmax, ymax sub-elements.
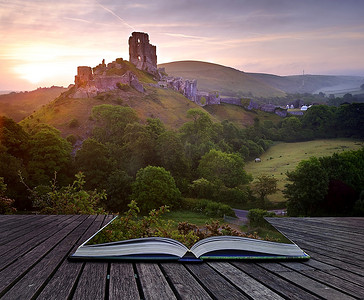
<box><xmin>1</xmin><ymin>0</ymin><xmax>364</xmax><ymax>91</ymax></box>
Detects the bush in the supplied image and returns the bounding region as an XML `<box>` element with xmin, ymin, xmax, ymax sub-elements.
<box><xmin>66</xmin><ymin>134</ymin><xmax>77</xmax><ymax>145</ymax></box>
<box><xmin>247</xmin><ymin>208</ymin><xmax>275</xmax><ymax>228</ymax></box>
<box><xmin>21</xmin><ymin>172</ymin><xmax>106</xmax><ymax>214</ymax></box>
<box><xmin>188</xmin><ymin>178</ymin><xmax>215</xmax><ymax>199</ymax></box>
<box><xmin>132</xmin><ymin>166</ymin><xmax>181</xmax><ymax>212</ymax></box>
<box><xmin>181</xmin><ymin>198</ymin><xmax>235</xmax><ymax>218</ymax></box>
<box><xmin>214</xmin><ymin>187</ymin><xmax>248</xmax><ymax>204</ymax></box>
<box><xmin>116</xmin><ymin>83</ymin><xmax>131</xmax><ymax>91</ymax></box>
<box><xmin>0</xmin><ymin>197</ymin><xmax>16</xmax><ymax>214</ymax></box>
<box><xmin>69</xmin><ymin>118</ymin><xmax>80</xmax><ymax>128</ymax></box>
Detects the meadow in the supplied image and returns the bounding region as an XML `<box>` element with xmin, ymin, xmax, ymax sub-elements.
<box><xmin>245</xmin><ymin>139</ymin><xmax>364</xmax><ymax>204</ymax></box>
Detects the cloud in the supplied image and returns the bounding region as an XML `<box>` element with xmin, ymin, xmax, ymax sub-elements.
<box><xmin>96</xmin><ymin>2</ymin><xmax>135</xmax><ymax>30</ymax></box>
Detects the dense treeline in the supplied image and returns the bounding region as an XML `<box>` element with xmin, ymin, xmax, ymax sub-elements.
<box><xmin>284</xmin><ymin>148</ymin><xmax>364</xmax><ymax>216</ymax></box>
<box><xmin>0</xmin><ymin>102</ymin><xmax>363</xmax><ymax>215</ymax></box>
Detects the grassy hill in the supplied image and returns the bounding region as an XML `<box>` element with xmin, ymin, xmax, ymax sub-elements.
<box><xmin>245</xmin><ymin>139</ymin><xmax>364</xmax><ymax>204</ymax></box>
<box><xmin>0</xmin><ymin>86</ymin><xmax>67</xmax><ymax>122</ymax></box>
<box><xmin>19</xmin><ymin>60</ymin><xmax>287</xmax><ymax>139</ymax></box>
<box><xmin>159</xmin><ymin>61</ymin><xmax>286</xmax><ymax>98</ymax></box>
<box><xmin>248</xmin><ymin>73</ymin><xmax>364</xmax><ymax>95</ymax></box>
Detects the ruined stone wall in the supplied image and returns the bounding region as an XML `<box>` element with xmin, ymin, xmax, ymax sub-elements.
<box><xmin>75</xmin><ymin>66</ymin><xmax>93</xmax><ymax>87</ymax></box>
<box><xmin>220</xmin><ymin>97</ymin><xmax>242</xmax><ymax>106</ymax></box>
<box><xmin>129</xmin><ymin>32</ymin><xmax>157</xmax><ymax>75</ymax></box>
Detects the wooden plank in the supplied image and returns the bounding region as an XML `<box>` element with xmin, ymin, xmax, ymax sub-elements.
<box><xmin>0</xmin><ymin>215</ymin><xmax>85</xmax><ymax>296</ymax></box>
<box><xmin>160</xmin><ymin>263</ymin><xmax>213</xmax><ymax>300</ymax></box>
<box><xmin>276</xmin><ymin>270</ymin><xmax>357</xmax><ymax>300</ymax></box>
<box><xmin>233</xmin><ymin>262</ymin><xmax>321</xmax><ymax>300</ymax></box>
<box><xmin>0</xmin><ymin>215</ymin><xmax>51</xmax><ymax>243</ymax></box>
<box><xmin>301</xmin><ymin>248</ymin><xmax>364</xmax><ymax>277</ymax></box>
<box><xmin>0</xmin><ymin>215</ymin><xmax>91</xmax><ymax>299</ymax></box>
<box><xmin>72</xmin><ymin>216</ymin><xmax>114</xmax><ymax>299</ymax></box>
<box><xmin>301</xmin><ymin>269</ymin><xmax>364</xmax><ymax>298</ymax></box>
<box><xmin>270</xmin><ymin>224</ymin><xmax>364</xmax><ymax>255</ymax></box>
<box><xmin>208</xmin><ymin>262</ymin><xmax>284</xmax><ymax>300</ymax></box>
<box><xmin>0</xmin><ymin>216</ymin><xmax>74</xmax><ymax>270</ymax></box>
<box><xmin>136</xmin><ymin>263</ymin><xmax>177</xmax><ymax>300</ymax></box>
<box><xmin>186</xmin><ymin>263</ymin><xmax>249</xmax><ymax>300</ymax></box>
<box><xmin>259</xmin><ymin>262</ymin><xmax>357</xmax><ymax>300</ymax></box>
<box><xmin>328</xmin><ymin>269</ymin><xmax>364</xmax><ymax>287</ymax></box>
<box><xmin>37</xmin><ymin>215</ymin><xmax>113</xmax><ymax>300</ymax></box>
<box><xmin>109</xmin><ymin>263</ymin><xmax>140</xmax><ymax>300</ymax></box>
<box><xmin>72</xmin><ymin>262</ymin><xmax>108</xmax><ymax>300</ymax></box>
<box><xmin>268</xmin><ymin>219</ymin><xmax>364</xmax><ymax>248</ymax></box>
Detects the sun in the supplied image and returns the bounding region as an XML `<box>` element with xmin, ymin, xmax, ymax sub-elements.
<box><xmin>14</xmin><ymin>63</ymin><xmax>48</xmax><ymax>84</ymax></box>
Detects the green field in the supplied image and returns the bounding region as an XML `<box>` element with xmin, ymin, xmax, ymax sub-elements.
<box><xmin>162</xmin><ymin>210</ymin><xmax>222</xmax><ymax>226</ymax></box>
<box><xmin>245</xmin><ymin>139</ymin><xmax>364</xmax><ymax>204</ymax></box>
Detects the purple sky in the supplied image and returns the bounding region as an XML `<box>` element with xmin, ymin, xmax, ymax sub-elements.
<box><xmin>1</xmin><ymin>0</ymin><xmax>364</xmax><ymax>90</ymax></box>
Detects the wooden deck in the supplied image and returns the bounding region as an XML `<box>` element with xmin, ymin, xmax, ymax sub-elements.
<box><xmin>0</xmin><ymin>215</ymin><xmax>363</xmax><ymax>299</ymax></box>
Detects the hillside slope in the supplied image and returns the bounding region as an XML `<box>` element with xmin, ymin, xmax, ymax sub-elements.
<box><xmin>0</xmin><ymin>86</ymin><xmax>67</xmax><ymax>121</ymax></box>
<box><xmin>248</xmin><ymin>73</ymin><xmax>364</xmax><ymax>95</ymax></box>
<box><xmin>159</xmin><ymin>61</ymin><xmax>286</xmax><ymax>98</ymax></box>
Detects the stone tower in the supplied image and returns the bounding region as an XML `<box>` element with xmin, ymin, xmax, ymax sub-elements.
<box><xmin>75</xmin><ymin>66</ymin><xmax>93</xmax><ymax>87</ymax></box>
<box><xmin>129</xmin><ymin>32</ymin><xmax>157</xmax><ymax>75</ymax></box>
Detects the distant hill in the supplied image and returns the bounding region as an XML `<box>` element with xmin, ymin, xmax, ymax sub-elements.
<box><xmin>0</xmin><ymin>87</ymin><xmax>67</xmax><ymax>121</ymax></box>
<box><xmin>248</xmin><ymin>73</ymin><xmax>364</xmax><ymax>95</ymax></box>
<box><xmin>159</xmin><ymin>61</ymin><xmax>286</xmax><ymax>98</ymax></box>
<box><xmin>159</xmin><ymin>60</ymin><xmax>364</xmax><ymax>98</ymax></box>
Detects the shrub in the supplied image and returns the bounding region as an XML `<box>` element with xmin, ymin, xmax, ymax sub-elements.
<box><xmin>182</xmin><ymin>198</ymin><xmax>235</xmax><ymax>218</ymax></box>
<box><xmin>188</xmin><ymin>178</ymin><xmax>215</xmax><ymax>199</ymax></box>
<box><xmin>116</xmin><ymin>83</ymin><xmax>131</xmax><ymax>91</ymax></box>
<box><xmin>247</xmin><ymin>208</ymin><xmax>275</xmax><ymax>228</ymax></box>
<box><xmin>214</xmin><ymin>187</ymin><xmax>248</xmax><ymax>204</ymax></box>
<box><xmin>132</xmin><ymin>166</ymin><xmax>181</xmax><ymax>212</ymax></box>
<box><xmin>0</xmin><ymin>197</ymin><xmax>16</xmax><ymax>214</ymax></box>
<box><xmin>21</xmin><ymin>172</ymin><xmax>106</xmax><ymax>214</ymax></box>
<box><xmin>66</xmin><ymin>134</ymin><xmax>77</xmax><ymax>145</ymax></box>
<box><xmin>69</xmin><ymin>118</ymin><xmax>80</xmax><ymax>128</ymax></box>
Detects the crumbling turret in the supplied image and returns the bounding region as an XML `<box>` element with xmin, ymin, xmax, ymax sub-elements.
<box><xmin>129</xmin><ymin>32</ymin><xmax>157</xmax><ymax>75</ymax></box>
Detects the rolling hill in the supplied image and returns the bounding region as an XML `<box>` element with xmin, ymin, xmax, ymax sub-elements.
<box><xmin>19</xmin><ymin>62</ymin><xmax>276</xmax><ymax>139</ymax></box>
<box><xmin>248</xmin><ymin>73</ymin><xmax>364</xmax><ymax>95</ymax></box>
<box><xmin>0</xmin><ymin>86</ymin><xmax>67</xmax><ymax>122</ymax></box>
<box><xmin>159</xmin><ymin>61</ymin><xmax>286</xmax><ymax>98</ymax></box>
<box><xmin>160</xmin><ymin>60</ymin><xmax>364</xmax><ymax>97</ymax></box>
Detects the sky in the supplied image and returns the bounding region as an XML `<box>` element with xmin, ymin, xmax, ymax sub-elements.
<box><xmin>1</xmin><ymin>0</ymin><xmax>364</xmax><ymax>91</ymax></box>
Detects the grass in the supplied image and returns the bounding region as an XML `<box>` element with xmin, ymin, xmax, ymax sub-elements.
<box><xmin>204</xmin><ymin>103</ymin><xmax>282</xmax><ymax>128</ymax></box>
<box><xmin>245</xmin><ymin>139</ymin><xmax>364</xmax><ymax>203</ymax></box>
<box><xmin>162</xmin><ymin>210</ymin><xmax>223</xmax><ymax>226</ymax></box>
<box><xmin>159</xmin><ymin>61</ymin><xmax>285</xmax><ymax>98</ymax></box>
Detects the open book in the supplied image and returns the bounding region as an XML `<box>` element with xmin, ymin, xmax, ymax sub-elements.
<box><xmin>70</xmin><ymin>217</ymin><xmax>310</xmax><ymax>262</ymax></box>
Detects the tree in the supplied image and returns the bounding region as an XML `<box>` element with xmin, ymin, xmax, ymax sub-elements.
<box><xmin>284</xmin><ymin>157</ymin><xmax>329</xmax><ymax>216</ymax></box>
<box><xmin>91</xmin><ymin>104</ymin><xmax>139</xmax><ymax>145</ymax></box>
<box><xmin>252</xmin><ymin>175</ymin><xmax>278</xmax><ymax>207</ymax></box>
<box><xmin>131</xmin><ymin>166</ymin><xmax>181</xmax><ymax>212</ymax></box>
<box><xmin>0</xmin><ymin>116</ymin><xmax>30</xmax><ymax>159</ymax></box>
<box><xmin>75</xmin><ymin>138</ymin><xmax>114</xmax><ymax>189</ymax></box>
<box><xmin>122</xmin><ymin>123</ymin><xmax>158</xmax><ymax>175</ymax></box>
<box><xmin>156</xmin><ymin>131</ymin><xmax>189</xmax><ymax>183</ymax></box>
<box><xmin>301</xmin><ymin>105</ymin><xmax>336</xmax><ymax>138</ymax></box>
<box><xmin>27</xmin><ymin>128</ymin><xmax>72</xmax><ymax>186</ymax></box>
<box><xmin>197</xmin><ymin>149</ymin><xmax>252</xmax><ymax>188</ymax></box>
<box><xmin>105</xmin><ymin>169</ymin><xmax>133</xmax><ymax>212</ymax></box>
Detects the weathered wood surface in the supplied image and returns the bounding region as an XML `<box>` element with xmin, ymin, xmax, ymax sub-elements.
<box><xmin>0</xmin><ymin>216</ymin><xmax>363</xmax><ymax>299</ymax></box>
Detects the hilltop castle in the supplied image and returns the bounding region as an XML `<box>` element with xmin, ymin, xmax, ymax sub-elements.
<box><xmin>71</xmin><ymin>32</ymin><xmax>204</xmax><ymax>104</ymax></box>
<box><xmin>70</xmin><ymin>32</ymin><xmax>288</xmax><ymax>115</ymax></box>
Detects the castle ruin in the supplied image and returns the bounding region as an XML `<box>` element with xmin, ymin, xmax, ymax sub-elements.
<box><xmin>71</xmin><ymin>32</ymin><xmax>287</xmax><ymax>116</ymax></box>
<box><xmin>129</xmin><ymin>32</ymin><xmax>157</xmax><ymax>75</ymax></box>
